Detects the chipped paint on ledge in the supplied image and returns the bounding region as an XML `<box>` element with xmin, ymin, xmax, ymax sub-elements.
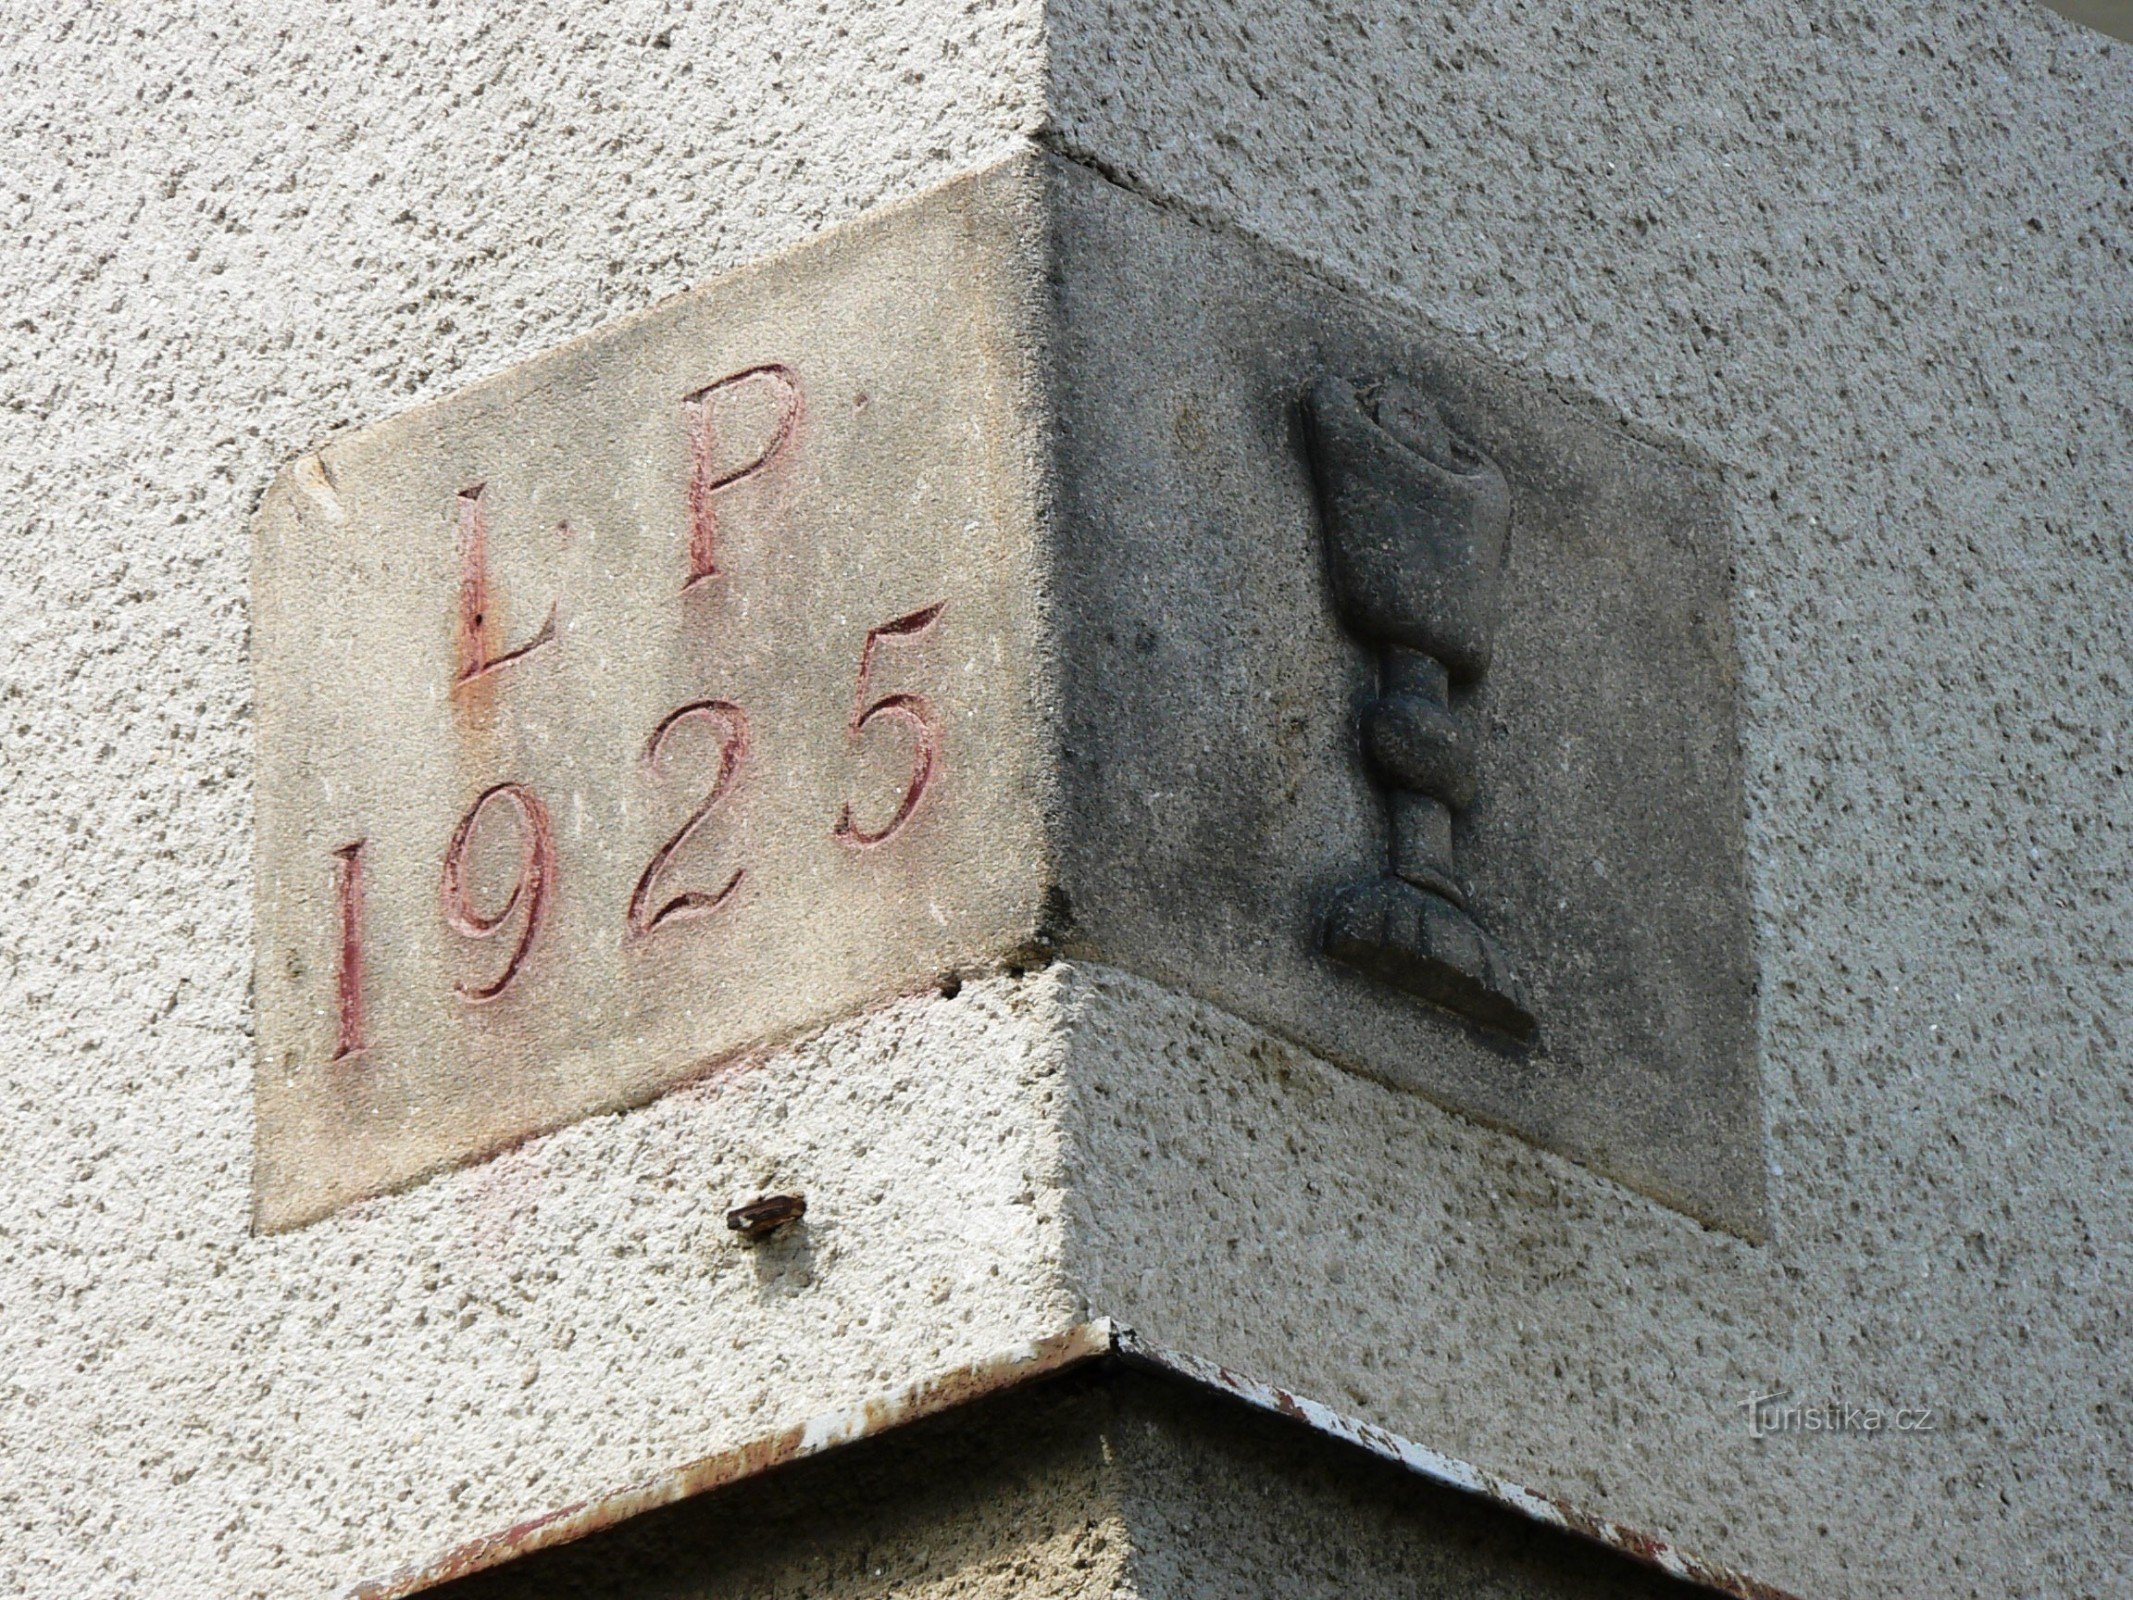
<box><xmin>1111</xmin><ymin>1328</ymin><xmax>1805</xmax><ymax>1600</ymax></box>
<box><xmin>350</xmin><ymin>1320</ymin><xmax>1801</xmax><ymax>1600</ymax></box>
<box><xmin>347</xmin><ymin>1323</ymin><xmax>1115</xmax><ymax>1600</ymax></box>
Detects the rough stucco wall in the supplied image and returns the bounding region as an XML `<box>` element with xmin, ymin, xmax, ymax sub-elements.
<box><xmin>1046</xmin><ymin>4</ymin><xmax>2132</xmax><ymax>1598</ymax></box>
<box><xmin>0</xmin><ymin>6</ymin><xmax>1056</xmax><ymax>1596</ymax></box>
<box><xmin>6</xmin><ymin>1</ymin><xmax>2131</xmax><ymax>1597</ymax></box>
<box><xmin>1109</xmin><ymin>1380</ymin><xmax>1708</xmax><ymax>1600</ymax></box>
<box><xmin>1062</xmin><ymin>965</ymin><xmax>1967</xmax><ymax>1599</ymax></box>
<box><xmin>439</xmin><ymin>1381</ymin><xmax>1132</xmax><ymax>1600</ymax></box>
<box><xmin>441</xmin><ymin>1375</ymin><xmax>1702</xmax><ymax>1600</ymax></box>
<box><xmin>1</xmin><ymin>963</ymin><xmax>1075</xmax><ymax>1599</ymax></box>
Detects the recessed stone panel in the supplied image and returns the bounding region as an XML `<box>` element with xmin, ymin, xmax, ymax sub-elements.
<box><xmin>255</xmin><ymin>152</ymin><xmax>1760</xmax><ymax>1236</ymax></box>
<box><xmin>1044</xmin><ymin>157</ymin><xmax>1764</xmax><ymax>1236</ymax></box>
<box><xmin>252</xmin><ymin>167</ymin><xmax>1053</xmax><ymax>1230</ymax></box>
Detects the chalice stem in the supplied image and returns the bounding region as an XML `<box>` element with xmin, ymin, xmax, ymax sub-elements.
<box><xmin>1380</xmin><ymin>645</ymin><xmax>1465</xmax><ymax>908</ymax></box>
<box><xmin>1304</xmin><ymin>371</ymin><xmax>1534</xmax><ymax>1041</ymax></box>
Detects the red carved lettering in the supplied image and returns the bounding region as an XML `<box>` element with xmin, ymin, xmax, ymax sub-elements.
<box><xmin>455</xmin><ymin>484</ymin><xmax>558</xmax><ymax>687</ymax></box>
<box><xmin>682</xmin><ymin>365</ymin><xmax>801</xmax><ymax>590</ymax></box>
<box><xmin>629</xmin><ymin>700</ymin><xmax>750</xmax><ymax>937</ymax></box>
<box><xmin>833</xmin><ymin>603</ymin><xmax>945</xmax><ymax>847</ymax></box>
<box><xmin>440</xmin><ymin>782</ymin><xmax>555</xmax><ymax>1002</ymax></box>
<box><xmin>331</xmin><ymin>839</ymin><xmax>367</xmax><ymax>1060</ymax></box>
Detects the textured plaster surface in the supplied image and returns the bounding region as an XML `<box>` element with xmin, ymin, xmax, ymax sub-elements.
<box><xmin>3</xmin><ymin>970</ymin><xmax>1074</xmax><ymax>1598</ymax></box>
<box><xmin>0</xmin><ymin>6</ymin><xmax>1052</xmax><ymax>1596</ymax></box>
<box><xmin>433</xmin><ymin>1379</ymin><xmax>1132</xmax><ymax>1600</ymax></box>
<box><xmin>435</xmin><ymin>1374</ymin><xmax>1708</xmax><ymax>1600</ymax></box>
<box><xmin>5</xmin><ymin>2</ymin><xmax>2131</xmax><ymax>1599</ymax></box>
<box><xmin>1044</xmin><ymin>6</ymin><xmax>2132</xmax><ymax>1599</ymax></box>
<box><xmin>1109</xmin><ymin>1377</ymin><xmax>1716</xmax><ymax>1600</ymax></box>
<box><xmin>1061</xmin><ymin>963</ymin><xmax>2127</xmax><ymax>1600</ymax></box>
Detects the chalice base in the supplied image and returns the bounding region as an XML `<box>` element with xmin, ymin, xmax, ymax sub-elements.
<box><xmin>1324</xmin><ymin>875</ymin><xmax>1536</xmax><ymax>1042</ymax></box>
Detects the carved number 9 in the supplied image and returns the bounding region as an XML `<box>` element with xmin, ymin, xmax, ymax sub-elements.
<box><xmin>440</xmin><ymin>781</ymin><xmax>555</xmax><ymax>1002</ymax></box>
<box><xmin>629</xmin><ymin>700</ymin><xmax>750</xmax><ymax>937</ymax></box>
<box><xmin>834</xmin><ymin>603</ymin><xmax>945</xmax><ymax>847</ymax></box>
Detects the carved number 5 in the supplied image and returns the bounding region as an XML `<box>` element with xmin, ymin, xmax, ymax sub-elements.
<box><xmin>629</xmin><ymin>700</ymin><xmax>750</xmax><ymax>937</ymax></box>
<box><xmin>834</xmin><ymin>603</ymin><xmax>945</xmax><ymax>847</ymax></box>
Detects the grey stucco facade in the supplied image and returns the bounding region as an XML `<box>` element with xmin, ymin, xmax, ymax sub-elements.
<box><xmin>2</xmin><ymin>4</ymin><xmax>2127</xmax><ymax>1597</ymax></box>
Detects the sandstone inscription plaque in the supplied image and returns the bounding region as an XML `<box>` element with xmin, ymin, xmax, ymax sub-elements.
<box><xmin>259</xmin><ymin>153</ymin><xmax>1762</xmax><ymax>1238</ymax></box>
<box><xmin>252</xmin><ymin>174</ymin><xmax>1051</xmax><ymax>1229</ymax></box>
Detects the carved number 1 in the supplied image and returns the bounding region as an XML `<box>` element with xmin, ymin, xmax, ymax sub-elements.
<box><xmin>331</xmin><ymin>840</ymin><xmax>367</xmax><ymax>1060</ymax></box>
<box><xmin>834</xmin><ymin>603</ymin><xmax>945</xmax><ymax>846</ymax></box>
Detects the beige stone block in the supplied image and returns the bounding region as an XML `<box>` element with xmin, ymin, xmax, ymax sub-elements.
<box><xmin>255</xmin><ymin>151</ymin><xmax>1758</xmax><ymax>1235</ymax></box>
<box><xmin>253</xmin><ymin>164</ymin><xmax>1055</xmax><ymax>1229</ymax></box>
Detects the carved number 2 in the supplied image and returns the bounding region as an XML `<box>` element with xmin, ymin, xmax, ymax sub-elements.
<box><xmin>834</xmin><ymin>603</ymin><xmax>945</xmax><ymax>846</ymax></box>
<box><xmin>629</xmin><ymin>701</ymin><xmax>750</xmax><ymax>937</ymax></box>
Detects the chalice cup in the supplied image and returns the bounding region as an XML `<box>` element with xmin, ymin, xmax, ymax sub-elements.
<box><xmin>1303</xmin><ymin>374</ymin><xmax>1535</xmax><ymax>1042</ymax></box>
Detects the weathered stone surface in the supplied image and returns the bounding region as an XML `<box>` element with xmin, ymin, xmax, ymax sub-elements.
<box><xmin>1042</xmin><ymin>157</ymin><xmax>1763</xmax><ymax>1235</ymax></box>
<box><xmin>253</xmin><ymin>165</ymin><xmax>1054</xmax><ymax>1229</ymax></box>
<box><xmin>255</xmin><ymin>150</ymin><xmax>1756</xmax><ymax>1235</ymax></box>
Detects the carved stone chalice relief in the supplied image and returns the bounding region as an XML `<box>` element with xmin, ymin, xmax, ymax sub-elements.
<box><xmin>1303</xmin><ymin>375</ymin><xmax>1536</xmax><ymax>1042</ymax></box>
